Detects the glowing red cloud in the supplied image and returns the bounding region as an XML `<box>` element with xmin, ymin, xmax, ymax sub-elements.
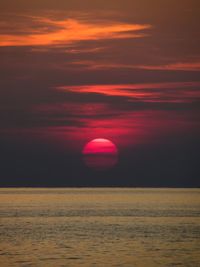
<box><xmin>82</xmin><ymin>138</ymin><xmax>118</xmax><ymax>155</ymax></box>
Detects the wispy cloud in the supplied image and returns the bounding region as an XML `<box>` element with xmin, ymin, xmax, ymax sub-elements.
<box><xmin>69</xmin><ymin>60</ymin><xmax>135</xmax><ymax>70</ymax></box>
<box><xmin>57</xmin><ymin>82</ymin><xmax>200</xmax><ymax>103</ymax></box>
<box><xmin>0</xmin><ymin>14</ymin><xmax>151</xmax><ymax>47</ymax></box>
<box><xmin>68</xmin><ymin>60</ymin><xmax>200</xmax><ymax>72</ymax></box>
<box><xmin>138</xmin><ymin>62</ymin><xmax>200</xmax><ymax>71</ymax></box>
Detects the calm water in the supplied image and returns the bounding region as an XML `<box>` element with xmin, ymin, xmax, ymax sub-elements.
<box><xmin>0</xmin><ymin>188</ymin><xmax>200</xmax><ymax>267</ymax></box>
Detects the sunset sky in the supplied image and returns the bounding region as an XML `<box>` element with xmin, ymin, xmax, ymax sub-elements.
<box><xmin>0</xmin><ymin>0</ymin><xmax>199</xmax><ymax>187</ymax></box>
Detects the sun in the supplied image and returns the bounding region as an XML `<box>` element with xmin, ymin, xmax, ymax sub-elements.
<box><xmin>82</xmin><ymin>138</ymin><xmax>118</xmax><ymax>170</ymax></box>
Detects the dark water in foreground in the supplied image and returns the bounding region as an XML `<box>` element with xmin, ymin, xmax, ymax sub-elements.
<box><xmin>0</xmin><ymin>188</ymin><xmax>200</xmax><ymax>267</ymax></box>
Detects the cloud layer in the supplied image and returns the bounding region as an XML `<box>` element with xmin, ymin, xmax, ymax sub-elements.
<box><xmin>0</xmin><ymin>5</ymin><xmax>199</xmax><ymax>152</ymax></box>
<box><xmin>0</xmin><ymin>14</ymin><xmax>151</xmax><ymax>46</ymax></box>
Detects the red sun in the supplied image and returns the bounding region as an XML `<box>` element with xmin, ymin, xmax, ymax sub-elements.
<box><xmin>82</xmin><ymin>138</ymin><xmax>118</xmax><ymax>170</ymax></box>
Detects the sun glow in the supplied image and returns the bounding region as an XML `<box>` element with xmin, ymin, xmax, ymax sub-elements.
<box><xmin>82</xmin><ymin>138</ymin><xmax>118</xmax><ymax>170</ymax></box>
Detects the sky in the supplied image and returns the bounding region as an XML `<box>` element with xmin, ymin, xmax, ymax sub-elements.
<box><xmin>0</xmin><ymin>0</ymin><xmax>199</xmax><ymax>187</ymax></box>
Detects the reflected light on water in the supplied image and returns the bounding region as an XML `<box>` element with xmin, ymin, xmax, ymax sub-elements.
<box><xmin>0</xmin><ymin>188</ymin><xmax>200</xmax><ymax>267</ymax></box>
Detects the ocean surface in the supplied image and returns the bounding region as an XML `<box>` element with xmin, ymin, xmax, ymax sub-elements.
<box><xmin>0</xmin><ymin>188</ymin><xmax>200</xmax><ymax>267</ymax></box>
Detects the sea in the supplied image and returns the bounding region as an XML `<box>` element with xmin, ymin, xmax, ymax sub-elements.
<box><xmin>0</xmin><ymin>188</ymin><xmax>199</xmax><ymax>267</ymax></box>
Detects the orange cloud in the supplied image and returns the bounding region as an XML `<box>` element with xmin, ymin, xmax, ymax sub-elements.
<box><xmin>0</xmin><ymin>15</ymin><xmax>151</xmax><ymax>47</ymax></box>
<box><xmin>58</xmin><ymin>82</ymin><xmax>200</xmax><ymax>103</ymax></box>
<box><xmin>138</xmin><ymin>62</ymin><xmax>200</xmax><ymax>71</ymax></box>
<box><xmin>69</xmin><ymin>60</ymin><xmax>135</xmax><ymax>70</ymax></box>
<box><xmin>69</xmin><ymin>60</ymin><xmax>200</xmax><ymax>72</ymax></box>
